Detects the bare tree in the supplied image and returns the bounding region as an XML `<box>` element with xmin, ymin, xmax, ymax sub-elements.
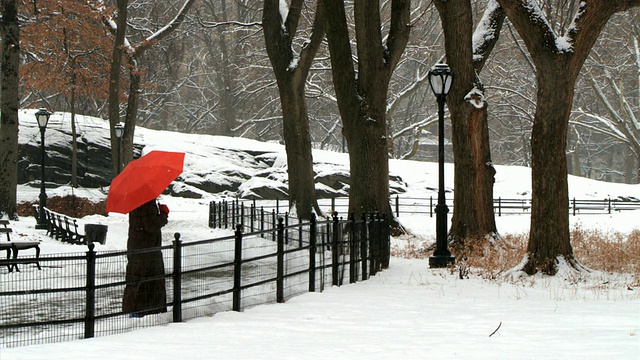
<box><xmin>263</xmin><ymin>0</ymin><xmax>324</xmax><ymax>218</ymax></box>
<box><xmin>496</xmin><ymin>0</ymin><xmax>640</xmax><ymax>275</ymax></box>
<box><xmin>21</xmin><ymin>0</ymin><xmax>112</xmax><ymax>186</ymax></box>
<box><xmin>322</xmin><ymin>0</ymin><xmax>411</xmax><ymax>221</ymax></box>
<box><xmin>103</xmin><ymin>0</ymin><xmax>196</xmax><ymax>168</ymax></box>
<box><xmin>433</xmin><ymin>0</ymin><xmax>504</xmax><ymax>245</ymax></box>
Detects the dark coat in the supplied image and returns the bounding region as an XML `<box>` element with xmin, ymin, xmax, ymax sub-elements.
<box><xmin>122</xmin><ymin>199</ymin><xmax>169</xmax><ymax>315</ymax></box>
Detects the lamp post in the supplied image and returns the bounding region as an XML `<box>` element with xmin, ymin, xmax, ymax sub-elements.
<box><xmin>114</xmin><ymin>122</ymin><xmax>124</xmax><ymax>174</ymax></box>
<box><xmin>35</xmin><ymin>108</ymin><xmax>51</xmax><ymax>230</ymax></box>
<box><xmin>428</xmin><ymin>63</ymin><xmax>455</xmax><ymax>268</ymax></box>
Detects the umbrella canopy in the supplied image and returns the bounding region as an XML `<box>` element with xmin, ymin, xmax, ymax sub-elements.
<box><xmin>106</xmin><ymin>150</ymin><xmax>185</xmax><ymax>214</ymax></box>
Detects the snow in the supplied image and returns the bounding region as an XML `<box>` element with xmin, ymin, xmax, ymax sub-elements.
<box><xmin>279</xmin><ymin>0</ymin><xmax>289</xmax><ymax>32</ymax></box>
<box><xmin>3</xmin><ymin>114</ymin><xmax>640</xmax><ymax>359</ymax></box>
<box><xmin>464</xmin><ymin>87</ymin><xmax>486</xmax><ymax>109</ymax></box>
<box><xmin>521</xmin><ymin>0</ymin><xmax>577</xmax><ymax>54</ymax></box>
<box><xmin>471</xmin><ymin>0</ymin><xmax>500</xmax><ymax>56</ymax></box>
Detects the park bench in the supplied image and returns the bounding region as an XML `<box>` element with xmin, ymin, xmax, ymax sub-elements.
<box><xmin>34</xmin><ymin>206</ymin><xmax>106</xmax><ymax>245</ymax></box>
<box><xmin>34</xmin><ymin>206</ymin><xmax>87</xmax><ymax>245</ymax></box>
<box><xmin>0</xmin><ymin>219</ymin><xmax>42</xmax><ymax>272</ymax></box>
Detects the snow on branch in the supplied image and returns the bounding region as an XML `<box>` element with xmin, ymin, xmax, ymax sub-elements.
<box><xmin>472</xmin><ymin>0</ymin><xmax>502</xmax><ymax>59</ymax></box>
<box><xmin>573</xmin><ymin>109</ymin><xmax>628</xmax><ymax>142</ymax></box>
<box><xmin>510</xmin><ymin>0</ymin><xmax>569</xmax><ymax>55</ymax></box>
<box><xmin>143</xmin><ymin>0</ymin><xmax>197</xmax><ymax>48</ymax></box>
<box><xmin>465</xmin><ymin>87</ymin><xmax>486</xmax><ymax>109</ymax></box>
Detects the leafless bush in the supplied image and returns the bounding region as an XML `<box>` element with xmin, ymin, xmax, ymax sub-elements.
<box><xmin>17</xmin><ymin>195</ymin><xmax>107</xmax><ymax>218</ymax></box>
<box><xmin>393</xmin><ymin>226</ymin><xmax>640</xmax><ymax>280</ymax></box>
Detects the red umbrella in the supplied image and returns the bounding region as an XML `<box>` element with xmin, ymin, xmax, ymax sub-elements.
<box><xmin>106</xmin><ymin>150</ymin><xmax>185</xmax><ymax>214</ymax></box>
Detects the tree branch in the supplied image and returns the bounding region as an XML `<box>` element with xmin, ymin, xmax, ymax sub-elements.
<box><xmin>473</xmin><ymin>0</ymin><xmax>506</xmax><ymax>72</ymax></box>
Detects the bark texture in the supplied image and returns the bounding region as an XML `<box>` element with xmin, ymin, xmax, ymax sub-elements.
<box><xmin>0</xmin><ymin>0</ymin><xmax>20</xmax><ymax>219</ymax></box>
<box><xmin>497</xmin><ymin>0</ymin><xmax>640</xmax><ymax>274</ymax></box>
<box><xmin>263</xmin><ymin>0</ymin><xmax>324</xmax><ymax>219</ymax></box>
<box><xmin>434</xmin><ymin>0</ymin><xmax>503</xmax><ymax>244</ymax></box>
<box><xmin>323</xmin><ymin>0</ymin><xmax>410</xmax><ymax>219</ymax></box>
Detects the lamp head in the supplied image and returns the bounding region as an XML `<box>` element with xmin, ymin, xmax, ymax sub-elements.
<box><xmin>428</xmin><ymin>63</ymin><xmax>453</xmax><ymax>97</ymax></box>
<box><xmin>35</xmin><ymin>108</ymin><xmax>51</xmax><ymax>129</ymax></box>
<box><xmin>114</xmin><ymin>122</ymin><xmax>125</xmax><ymax>139</ymax></box>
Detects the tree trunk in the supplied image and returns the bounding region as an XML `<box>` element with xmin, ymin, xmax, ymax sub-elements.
<box><xmin>344</xmin><ymin>104</ymin><xmax>392</xmax><ymax>216</ymax></box>
<box><xmin>109</xmin><ymin>0</ymin><xmax>195</xmax><ymax>167</ymax></box>
<box><xmin>434</xmin><ymin>0</ymin><xmax>500</xmax><ymax>244</ymax></box>
<box><xmin>279</xmin><ymin>86</ymin><xmax>320</xmax><ymax>219</ymax></box>
<box><xmin>263</xmin><ymin>0</ymin><xmax>323</xmax><ymax>219</ymax></box>
<box><xmin>0</xmin><ymin>0</ymin><xmax>20</xmax><ymax>219</ymax></box>
<box><xmin>323</xmin><ymin>0</ymin><xmax>410</xmax><ymax>220</ymax></box>
<box><xmin>524</xmin><ymin>71</ymin><xmax>574</xmax><ymax>275</ymax></box>
<box><xmin>497</xmin><ymin>0</ymin><xmax>640</xmax><ymax>275</ymax></box>
<box><xmin>217</xmin><ymin>0</ymin><xmax>237</xmax><ymax>136</ymax></box>
<box><xmin>122</xmin><ymin>58</ymin><xmax>142</xmax><ymax>166</ymax></box>
<box><xmin>108</xmin><ymin>0</ymin><xmax>128</xmax><ymax>173</ymax></box>
<box><xmin>70</xmin><ymin>87</ymin><xmax>79</xmax><ymax>188</ymax></box>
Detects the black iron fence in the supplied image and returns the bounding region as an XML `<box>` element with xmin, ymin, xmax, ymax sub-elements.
<box><xmin>0</xmin><ymin>213</ymin><xmax>389</xmax><ymax>349</ymax></box>
<box><xmin>209</xmin><ymin>196</ymin><xmax>640</xmax><ymax>229</ymax></box>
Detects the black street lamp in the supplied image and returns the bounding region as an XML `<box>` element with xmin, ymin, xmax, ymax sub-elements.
<box><xmin>114</xmin><ymin>122</ymin><xmax>124</xmax><ymax>174</ymax></box>
<box><xmin>428</xmin><ymin>63</ymin><xmax>455</xmax><ymax>268</ymax></box>
<box><xmin>35</xmin><ymin>108</ymin><xmax>51</xmax><ymax>230</ymax></box>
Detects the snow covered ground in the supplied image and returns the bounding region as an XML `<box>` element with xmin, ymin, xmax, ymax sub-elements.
<box><xmin>2</xmin><ymin>115</ymin><xmax>639</xmax><ymax>359</ymax></box>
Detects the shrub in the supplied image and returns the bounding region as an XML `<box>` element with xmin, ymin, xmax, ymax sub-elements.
<box><xmin>393</xmin><ymin>225</ymin><xmax>640</xmax><ymax>278</ymax></box>
<box><xmin>17</xmin><ymin>195</ymin><xmax>107</xmax><ymax>218</ymax></box>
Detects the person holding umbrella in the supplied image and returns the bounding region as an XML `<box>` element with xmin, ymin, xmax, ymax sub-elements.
<box><xmin>122</xmin><ymin>198</ymin><xmax>170</xmax><ymax>316</ymax></box>
<box><xmin>105</xmin><ymin>150</ymin><xmax>184</xmax><ymax>317</ymax></box>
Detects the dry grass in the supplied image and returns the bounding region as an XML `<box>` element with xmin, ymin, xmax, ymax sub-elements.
<box><xmin>390</xmin><ymin>236</ymin><xmax>431</xmax><ymax>259</ymax></box>
<box><xmin>571</xmin><ymin>225</ymin><xmax>640</xmax><ymax>274</ymax></box>
<box><xmin>17</xmin><ymin>195</ymin><xmax>107</xmax><ymax>218</ymax></box>
<box><xmin>393</xmin><ymin>225</ymin><xmax>640</xmax><ymax>281</ymax></box>
<box><xmin>453</xmin><ymin>234</ymin><xmax>528</xmax><ymax>280</ymax></box>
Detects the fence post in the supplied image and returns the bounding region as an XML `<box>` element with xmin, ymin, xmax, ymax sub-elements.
<box><xmin>498</xmin><ymin>197</ymin><xmax>502</xmax><ymax>217</ymax></box>
<box><xmin>260</xmin><ymin>206</ymin><xmax>265</xmax><ymax>238</ymax></box>
<box><xmin>277</xmin><ymin>217</ymin><xmax>285</xmax><ymax>303</ymax></box>
<box><xmin>572</xmin><ymin>197</ymin><xmax>576</xmax><ymax>216</ymax></box>
<box><xmin>331</xmin><ymin>198</ymin><xmax>335</xmax><ymax>213</ymax></box>
<box><xmin>218</xmin><ymin>201</ymin><xmax>223</xmax><ymax>228</ymax></box>
<box><xmin>224</xmin><ymin>200</ymin><xmax>228</xmax><ymax>229</ymax></box>
<box><xmin>430</xmin><ymin>196</ymin><xmax>433</xmax><ymax>218</ymax></box>
<box><xmin>309</xmin><ymin>214</ymin><xmax>317</xmax><ymax>292</ymax></box>
<box><xmin>173</xmin><ymin>233</ymin><xmax>182</xmax><ymax>323</ymax></box>
<box><xmin>360</xmin><ymin>213</ymin><xmax>368</xmax><ymax>281</ymax></box>
<box><xmin>232</xmin><ymin>201</ymin><xmax>236</xmax><ymax>228</ymax></box>
<box><xmin>241</xmin><ymin>203</ymin><xmax>245</xmax><ymax>229</ymax></box>
<box><xmin>381</xmin><ymin>213</ymin><xmax>390</xmax><ymax>269</ymax></box>
<box><xmin>84</xmin><ymin>243</ymin><xmax>96</xmax><ymax>339</ymax></box>
<box><xmin>272</xmin><ymin>210</ymin><xmax>276</xmax><ymax>242</ymax></box>
<box><xmin>332</xmin><ymin>211</ymin><xmax>340</xmax><ymax>287</ymax></box>
<box><xmin>608</xmin><ymin>197</ymin><xmax>611</xmax><ymax>214</ymax></box>
<box><xmin>349</xmin><ymin>213</ymin><xmax>356</xmax><ymax>284</ymax></box>
<box><xmin>209</xmin><ymin>201</ymin><xmax>215</xmax><ymax>228</ymax></box>
<box><xmin>395</xmin><ymin>195</ymin><xmax>399</xmax><ymax>217</ymax></box>
<box><xmin>369</xmin><ymin>213</ymin><xmax>379</xmax><ymax>276</ymax></box>
<box><xmin>285</xmin><ymin>214</ymin><xmax>289</xmax><ymax>245</ymax></box>
<box><xmin>298</xmin><ymin>218</ymin><xmax>303</xmax><ymax>248</ymax></box>
<box><xmin>233</xmin><ymin>224</ymin><xmax>243</xmax><ymax>312</ymax></box>
<box><xmin>250</xmin><ymin>201</ymin><xmax>255</xmax><ymax>232</ymax></box>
